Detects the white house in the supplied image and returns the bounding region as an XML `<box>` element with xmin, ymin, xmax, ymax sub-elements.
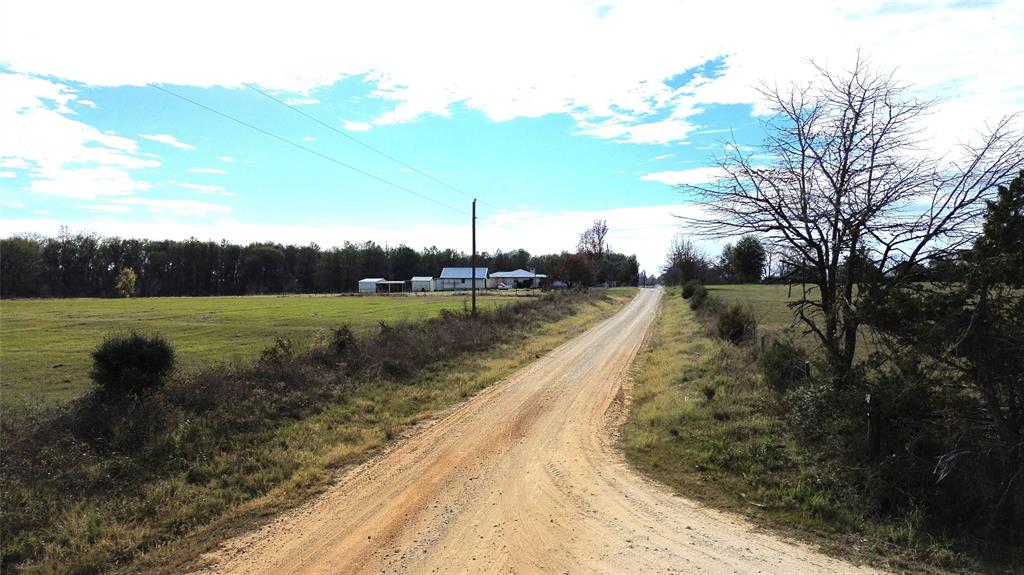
<box><xmin>358</xmin><ymin>278</ymin><xmax>385</xmax><ymax>293</ymax></box>
<box><xmin>436</xmin><ymin>267</ymin><xmax>488</xmax><ymax>291</ymax></box>
<box><xmin>410</xmin><ymin>276</ymin><xmax>435</xmax><ymax>292</ymax></box>
<box><xmin>488</xmin><ymin>269</ymin><xmax>547</xmax><ymax>289</ymax></box>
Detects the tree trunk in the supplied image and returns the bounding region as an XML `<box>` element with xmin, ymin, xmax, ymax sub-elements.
<box><xmin>1015</xmin><ymin>450</ymin><xmax>1024</xmax><ymax>533</ymax></box>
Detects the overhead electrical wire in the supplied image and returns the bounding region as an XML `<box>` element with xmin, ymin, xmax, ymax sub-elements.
<box><xmin>150</xmin><ymin>84</ymin><xmax>468</xmax><ymax>215</ymax></box>
<box><xmin>241</xmin><ymin>82</ymin><xmax>501</xmax><ymax>211</ymax></box>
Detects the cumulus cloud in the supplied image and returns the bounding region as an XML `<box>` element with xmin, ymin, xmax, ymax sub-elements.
<box><xmin>30</xmin><ymin>166</ymin><xmax>152</xmax><ymax>199</ymax></box>
<box><xmin>0</xmin><ymin>1</ymin><xmax>1018</xmax><ymax>149</ymax></box>
<box><xmin>220</xmin><ymin>156</ymin><xmax>235</xmax><ymax>163</ymax></box>
<box><xmin>641</xmin><ymin>167</ymin><xmax>728</xmax><ymax>186</ymax></box>
<box><xmin>111</xmin><ymin>197</ymin><xmax>230</xmax><ymax>215</ymax></box>
<box><xmin>77</xmin><ymin>99</ymin><xmax>97</xmax><ymax>108</ymax></box>
<box><xmin>139</xmin><ymin>133</ymin><xmax>194</xmax><ymax>150</ymax></box>
<box><xmin>175</xmin><ymin>182</ymin><xmax>224</xmax><ymax>194</ymax></box>
<box><xmin>284</xmin><ymin>97</ymin><xmax>319</xmax><ymax>106</ymax></box>
<box><xmin>343</xmin><ymin>119</ymin><xmax>373</xmax><ymax>132</ymax></box>
<box><xmin>0</xmin><ymin>73</ymin><xmax>162</xmax><ymax>200</ymax></box>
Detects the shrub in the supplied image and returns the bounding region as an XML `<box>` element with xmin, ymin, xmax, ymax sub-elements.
<box><xmin>682</xmin><ymin>279</ymin><xmax>701</xmax><ymax>299</ymax></box>
<box><xmin>716</xmin><ymin>304</ymin><xmax>757</xmax><ymax>344</ymax></box>
<box><xmin>259</xmin><ymin>337</ymin><xmax>295</xmax><ymax>366</ymax></box>
<box><xmin>759</xmin><ymin>338</ymin><xmax>808</xmax><ymax>393</ymax></box>
<box><xmin>90</xmin><ymin>332</ymin><xmax>175</xmax><ymax>397</ymax></box>
<box><xmin>688</xmin><ymin>284</ymin><xmax>708</xmax><ymax>310</ymax></box>
<box><xmin>330</xmin><ymin>325</ymin><xmax>360</xmax><ymax>357</ymax></box>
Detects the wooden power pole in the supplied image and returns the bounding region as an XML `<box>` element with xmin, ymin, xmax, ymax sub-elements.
<box><xmin>471</xmin><ymin>198</ymin><xmax>477</xmax><ymax>316</ymax></box>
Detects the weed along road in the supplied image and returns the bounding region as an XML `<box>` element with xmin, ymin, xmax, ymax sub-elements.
<box><xmin>198</xmin><ymin>288</ymin><xmax>879</xmax><ymax>575</ymax></box>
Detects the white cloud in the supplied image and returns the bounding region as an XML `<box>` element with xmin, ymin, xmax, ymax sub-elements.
<box><xmin>220</xmin><ymin>155</ymin><xmax>235</xmax><ymax>163</ymax></box>
<box><xmin>0</xmin><ymin>171</ymin><xmax>16</xmax><ymax>178</ymax></box>
<box><xmin>303</xmin><ymin>136</ymin><xmax>316</xmax><ymax>142</ymax></box>
<box><xmin>0</xmin><ymin>74</ymin><xmax>158</xmax><ymax>176</ymax></box>
<box><xmin>30</xmin><ymin>166</ymin><xmax>152</xmax><ymax>199</ymax></box>
<box><xmin>640</xmin><ymin>167</ymin><xmax>728</xmax><ymax>186</ymax></box>
<box><xmin>186</xmin><ymin>167</ymin><xmax>226</xmax><ymax>174</ymax></box>
<box><xmin>651</xmin><ymin>154</ymin><xmax>674</xmax><ymax>161</ymax></box>
<box><xmin>77</xmin><ymin>99</ymin><xmax>97</xmax><ymax>108</ymax></box>
<box><xmin>176</xmin><ymin>182</ymin><xmax>224</xmax><ymax>194</ymax></box>
<box><xmin>342</xmin><ymin>119</ymin><xmax>372</xmax><ymax>132</ymax></box>
<box><xmin>0</xmin><ymin>75</ymin><xmax>160</xmax><ymax>202</ymax></box>
<box><xmin>284</xmin><ymin>97</ymin><xmax>319</xmax><ymax>106</ymax></box>
<box><xmin>27</xmin><ymin>1</ymin><xmax>1008</xmax><ymax>145</ymax></box>
<box><xmin>111</xmin><ymin>197</ymin><xmax>230</xmax><ymax>215</ymax></box>
<box><xmin>139</xmin><ymin>133</ymin><xmax>194</xmax><ymax>150</ymax></box>
<box><xmin>0</xmin><ymin>2</ymin><xmax>1018</xmax><ymax>150</ymax></box>
<box><xmin>82</xmin><ymin>203</ymin><xmax>132</xmax><ymax>213</ymax></box>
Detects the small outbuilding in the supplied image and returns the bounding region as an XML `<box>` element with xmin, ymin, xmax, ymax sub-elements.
<box><xmin>436</xmin><ymin>267</ymin><xmax>489</xmax><ymax>291</ymax></box>
<box><xmin>410</xmin><ymin>276</ymin><xmax>435</xmax><ymax>292</ymax></box>
<box><xmin>358</xmin><ymin>278</ymin><xmax>406</xmax><ymax>293</ymax></box>
<box><xmin>358</xmin><ymin>278</ymin><xmax>385</xmax><ymax>293</ymax></box>
<box><xmin>488</xmin><ymin>269</ymin><xmax>547</xmax><ymax>289</ymax></box>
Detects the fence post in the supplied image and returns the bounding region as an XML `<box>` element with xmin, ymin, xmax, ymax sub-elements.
<box><xmin>866</xmin><ymin>393</ymin><xmax>881</xmax><ymax>461</ymax></box>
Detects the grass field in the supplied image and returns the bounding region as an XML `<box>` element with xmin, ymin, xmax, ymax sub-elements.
<box><xmin>706</xmin><ymin>284</ymin><xmax>805</xmax><ymax>336</ymax></box>
<box><xmin>3</xmin><ymin>288</ymin><xmax>637</xmax><ymax>574</ymax></box>
<box><xmin>706</xmin><ymin>283</ymin><xmax>880</xmax><ymax>359</ymax></box>
<box><xmin>0</xmin><ymin>292</ymin><xmax>521</xmax><ymax>410</ymax></box>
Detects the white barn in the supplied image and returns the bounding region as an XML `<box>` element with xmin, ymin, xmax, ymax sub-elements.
<box><xmin>358</xmin><ymin>278</ymin><xmax>385</xmax><ymax>293</ymax></box>
<box><xmin>410</xmin><ymin>276</ymin><xmax>434</xmax><ymax>292</ymax></box>
<box><xmin>436</xmin><ymin>267</ymin><xmax>488</xmax><ymax>291</ymax></box>
<box><xmin>488</xmin><ymin>269</ymin><xmax>547</xmax><ymax>289</ymax></box>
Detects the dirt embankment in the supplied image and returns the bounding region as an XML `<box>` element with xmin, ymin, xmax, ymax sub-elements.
<box><xmin>197</xmin><ymin>288</ymin><xmax>881</xmax><ymax>574</ymax></box>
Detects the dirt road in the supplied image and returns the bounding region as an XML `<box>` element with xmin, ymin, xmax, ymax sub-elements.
<box><xmin>199</xmin><ymin>288</ymin><xmax>879</xmax><ymax>574</ymax></box>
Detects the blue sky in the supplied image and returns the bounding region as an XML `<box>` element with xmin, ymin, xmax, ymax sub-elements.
<box><xmin>1</xmin><ymin>0</ymin><xmax>1021</xmax><ymax>273</ymax></box>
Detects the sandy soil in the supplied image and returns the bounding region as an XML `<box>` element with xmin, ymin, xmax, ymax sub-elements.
<box><xmin>197</xmin><ymin>288</ymin><xmax>881</xmax><ymax>574</ymax></box>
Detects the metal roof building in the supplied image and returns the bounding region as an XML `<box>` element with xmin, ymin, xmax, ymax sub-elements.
<box><xmin>436</xmin><ymin>267</ymin><xmax>488</xmax><ymax>291</ymax></box>
<box><xmin>410</xmin><ymin>276</ymin><xmax>435</xmax><ymax>292</ymax></box>
<box><xmin>488</xmin><ymin>269</ymin><xmax>547</xmax><ymax>289</ymax></box>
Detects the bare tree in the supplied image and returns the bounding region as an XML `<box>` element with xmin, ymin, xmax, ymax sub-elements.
<box><xmin>680</xmin><ymin>55</ymin><xmax>1023</xmax><ymax>382</ymax></box>
<box><xmin>664</xmin><ymin>233</ymin><xmax>708</xmax><ymax>284</ymax></box>
<box><xmin>577</xmin><ymin>219</ymin><xmax>610</xmax><ymax>258</ymax></box>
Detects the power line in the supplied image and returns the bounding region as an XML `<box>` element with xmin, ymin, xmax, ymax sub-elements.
<box><xmin>149</xmin><ymin>84</ymin><xmax>468</xmax><ymax>215</ymax></box>
<box><xmin>241</xmin><ymin>82</ymin><xmax>501</xmax><ymax>211</ymax></box>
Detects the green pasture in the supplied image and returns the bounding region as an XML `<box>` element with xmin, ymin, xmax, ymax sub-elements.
<box><xmin>0</xmin><ymin>292</ymin><xmax>521</xmax><ymax>410</ymax></box>
<box><xmin>706</xmin><ymin>283</ymin><xmax>879</xmax><ymax>358</ymax></box>
<box><xmin>706</xmin><ymin>284</ymin><xmax>806</xmax><ymax>335</ymax></box>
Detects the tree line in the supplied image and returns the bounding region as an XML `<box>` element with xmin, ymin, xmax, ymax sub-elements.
<box><xmin>0</xmin><ymin>224</ymin><xmax>639</xmax><ymax>298</ymax></box>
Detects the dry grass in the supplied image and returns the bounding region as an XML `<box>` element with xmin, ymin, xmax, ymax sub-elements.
<box><xmin>2</xmin><ymin>288</ymin><xmax>636</xmax><ymax>575</ymax></box>
<box><xmin>622</xmin><ymin>287</ymin><xmax>1012</xmax><ymax>575</ymax></box>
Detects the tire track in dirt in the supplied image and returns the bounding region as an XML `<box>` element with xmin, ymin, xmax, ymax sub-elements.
<box><xmin>196</xmin><ymin>288</ymin><xmax>882</xmax><ymax>574</ymax></box>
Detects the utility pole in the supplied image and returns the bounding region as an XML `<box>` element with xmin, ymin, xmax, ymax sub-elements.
<box><xmin>471</xmin><ymin>198</ymin><xmax>477</xmax><ymax>316</ymax></box>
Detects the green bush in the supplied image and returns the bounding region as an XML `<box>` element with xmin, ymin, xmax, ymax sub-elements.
<box><xmin>688</xmin><ymin>284</ymin><xmax>708</xmax><ymax>310</ymax></box>
<box><xmin>716</xmin><ymin>304</ymin><xmax>757</xmax><ymax>344</ymax></box>
<box><xmin>759</xmin><ymin>338</ymin><xmax>808</xmax><ymax>393</ymax></box>
<box><xmin>330</xmin><ymin>325</ymin><xmax>359</xmax><ymax>357</ymax></box>
<box><xmin>90</xmin><ymin>332</ymin><xmax>175</xmax><ymax>397</ymax></box>
<box><xmin>682</xmin><ymin>279</ymin><xmax>701</xmax><ymax>299</ymax></box>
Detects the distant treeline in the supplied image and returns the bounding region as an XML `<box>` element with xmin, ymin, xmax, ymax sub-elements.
<box><xmin>0</xmin><ymin>230</ymin><xmax>639</xmax><ymax>298</ymax></box>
